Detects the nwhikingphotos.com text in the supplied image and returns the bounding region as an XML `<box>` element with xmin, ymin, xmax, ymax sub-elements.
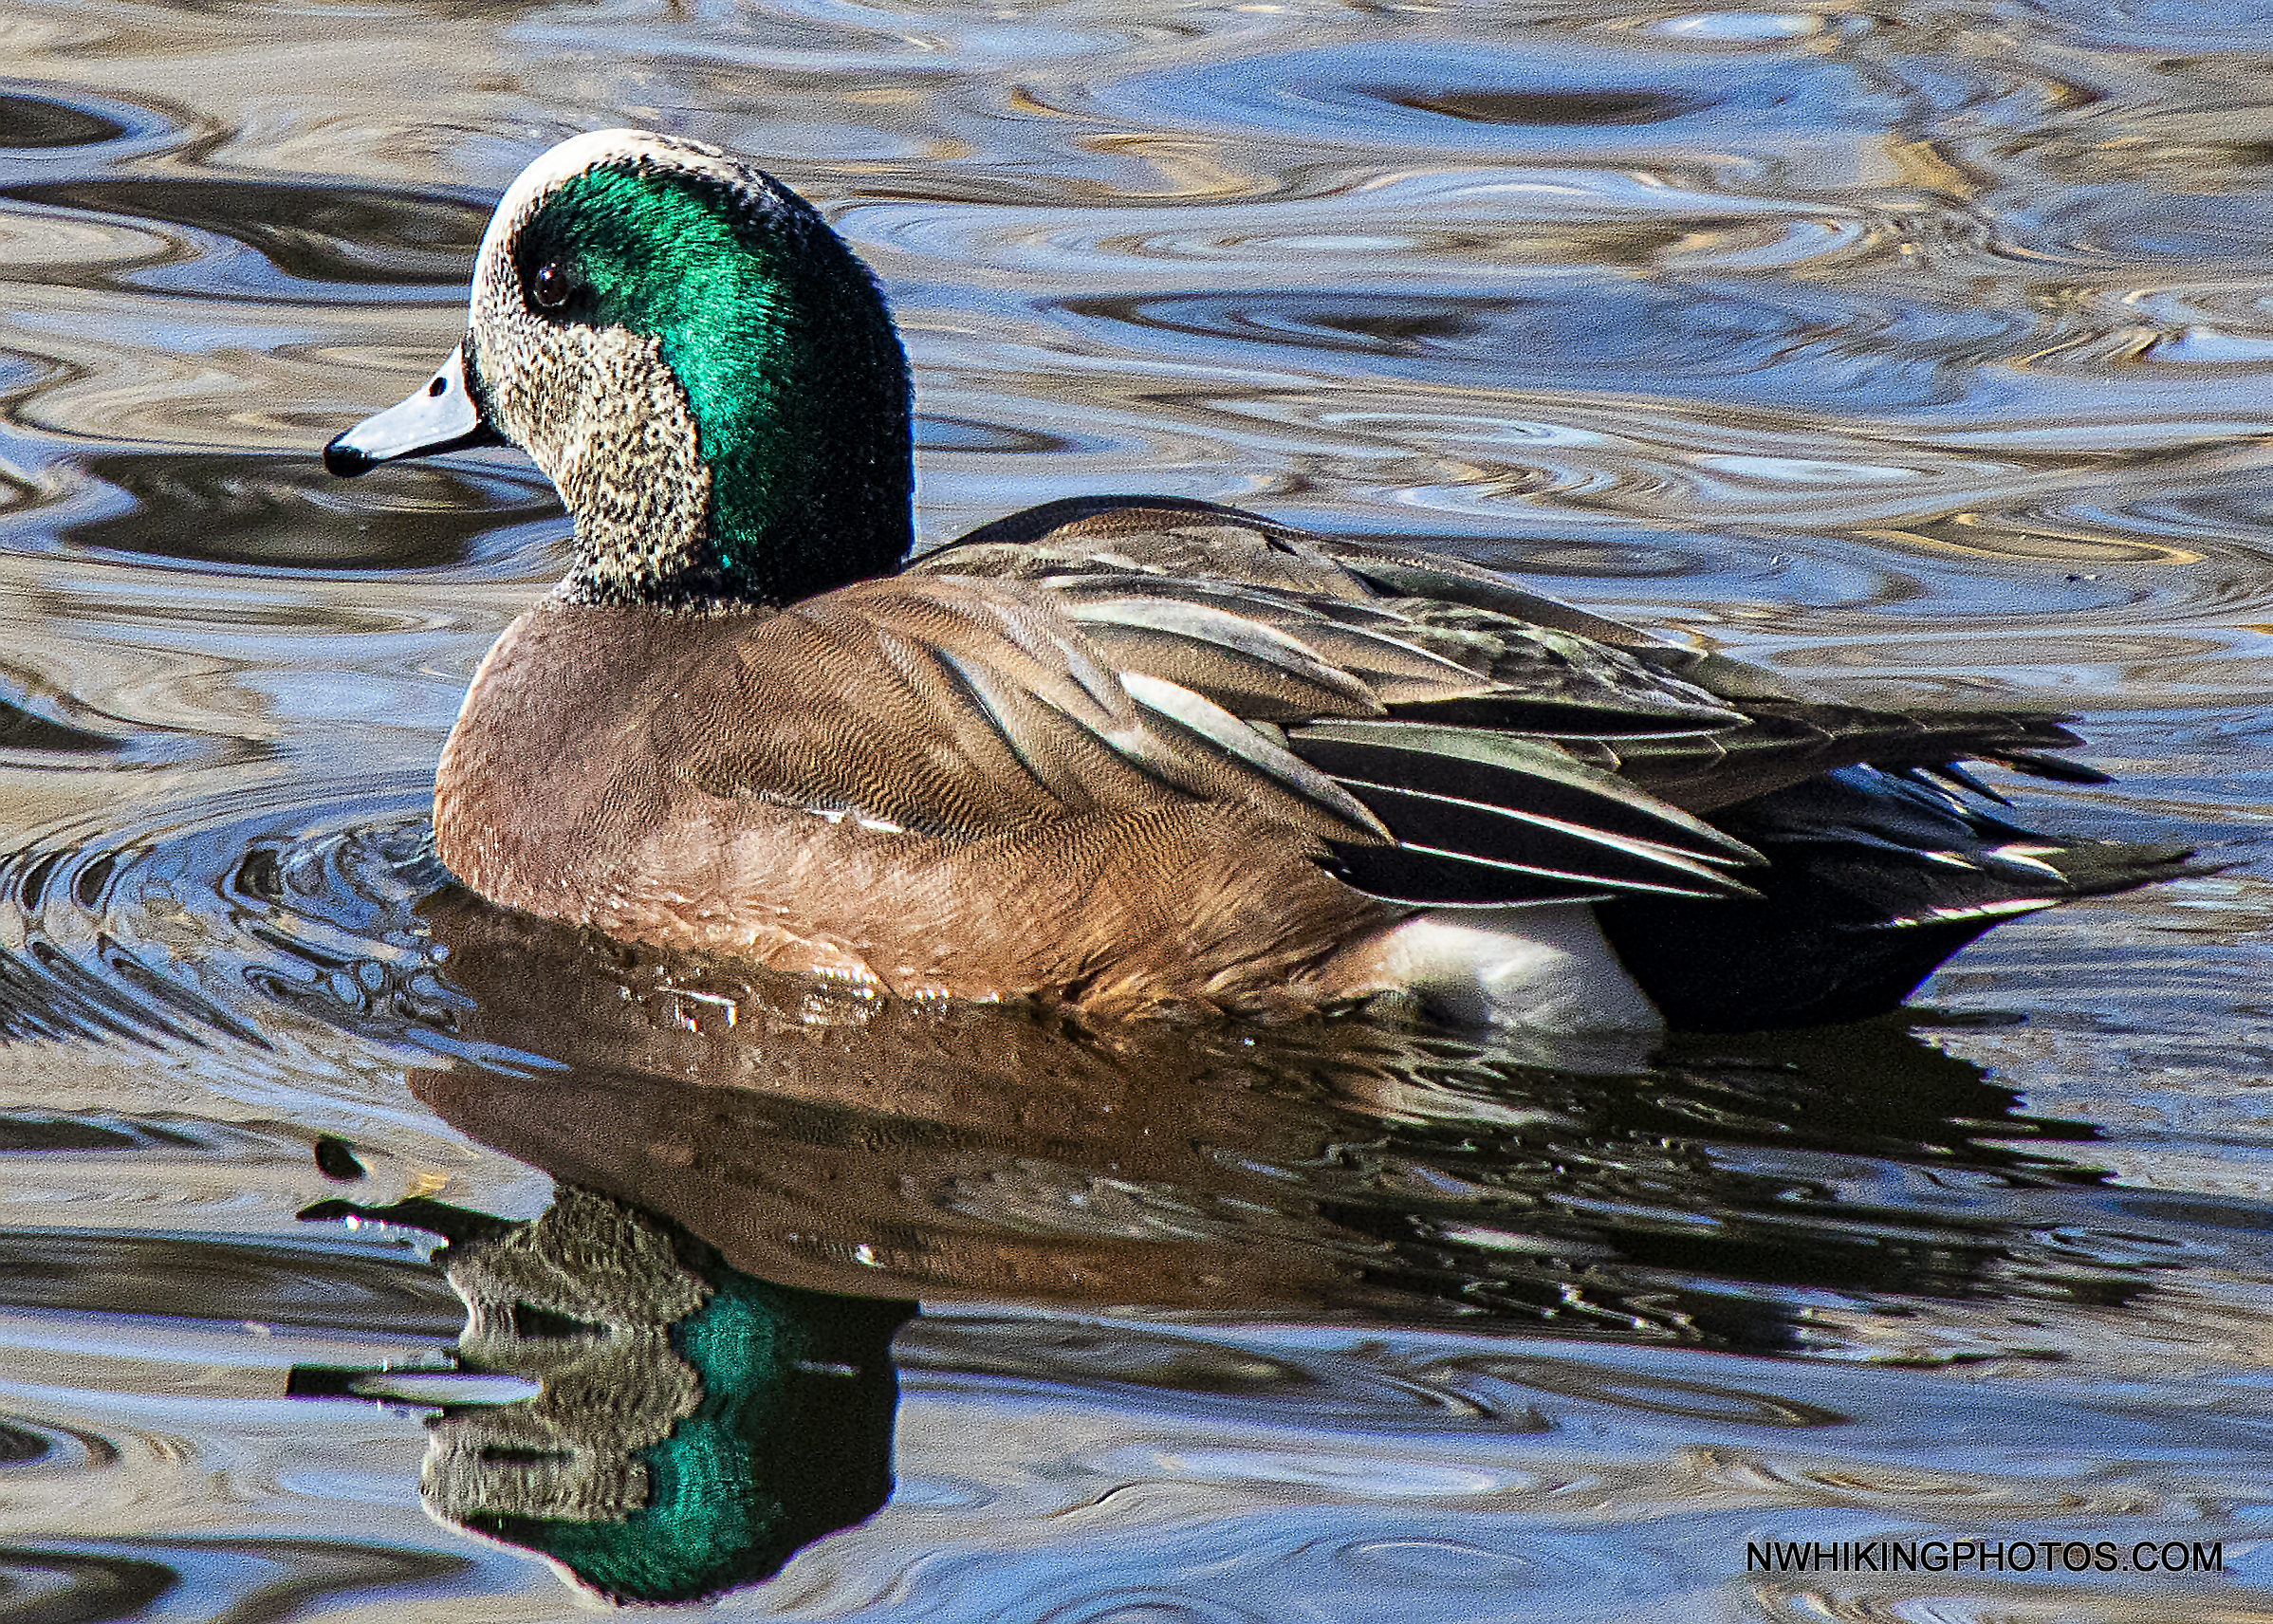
<box><xmin>1746</xmin><ymin>1540</ymin><xmax>2221</xmax><ymax>1576</ymax></box>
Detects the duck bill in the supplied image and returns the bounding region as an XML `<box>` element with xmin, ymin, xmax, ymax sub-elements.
<box><xmin>323</xmin><ymin>343</ymin><xmax>502</xmax><ymax>477</ymax></box>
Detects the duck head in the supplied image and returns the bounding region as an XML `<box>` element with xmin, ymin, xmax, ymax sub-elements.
<box><xmin>325</xmin><ymin>130</ymin><xmax>915</xmax><ymax>606</ymax></box>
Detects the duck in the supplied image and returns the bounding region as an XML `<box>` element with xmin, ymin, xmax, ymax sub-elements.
<box><xmin>324</xmin><ymin>128</ymin><xmax>2199</xmax><ymax>1035</ymax></box>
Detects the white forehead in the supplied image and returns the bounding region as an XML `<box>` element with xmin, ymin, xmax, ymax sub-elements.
<box><xmin>471</xmin><ymin>129</ymin><xmax>764</xmax><ymax>292</ymax></box>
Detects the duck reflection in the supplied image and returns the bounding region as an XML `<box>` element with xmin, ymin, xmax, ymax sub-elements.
<box><xmin>296</xmin><ymin>1185</ymin><xmax>910</xmax><ymax>1604</ymax></box>
<box><xmin>294</xmin><ymin>888</ymin><xmax>2138</xmax><ymax>1602</ymax></box>
<box><xmin>409</xmin><ymin>887</ymin><xmax>2125</xmax><ymax>1338</ymax></box>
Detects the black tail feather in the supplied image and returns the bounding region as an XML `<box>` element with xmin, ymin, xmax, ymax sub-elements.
<box><xmin>2041</xmin><ymin>840</ymin><xmax>2217</xmax><ymax>897</ymax></box>
<box><xmin>1599</xmin><ymin>894</ymin><xmax>1998</xmax><ymax>1032</ymax></box>
<box><xmin>1597</xmin><ymin>767</ymin><xmax>2208</xmax><ymax>1032</ymax></box>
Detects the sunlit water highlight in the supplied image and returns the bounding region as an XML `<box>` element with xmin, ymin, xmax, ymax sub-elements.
<box><xmin>2</xmin><ymin>0</ymin><xmax>2273</xmax><ymax>1615</ymax></box>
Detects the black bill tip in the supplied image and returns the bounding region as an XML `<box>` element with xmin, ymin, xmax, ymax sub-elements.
<box><xmin>323</xmin><ymin>434</ymin><xmax>376</xmax><ymax>478</ymax></box>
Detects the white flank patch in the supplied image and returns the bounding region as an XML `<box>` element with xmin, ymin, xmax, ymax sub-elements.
<box><xmin>1369</xmin><ymin>902</ymin><xmax>1662</xmax><ymax>1037</ymax></box>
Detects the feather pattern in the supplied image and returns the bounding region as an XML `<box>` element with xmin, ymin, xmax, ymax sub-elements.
<box><xmin>541</xmin><ymin>496</ymin><xmax>2160</xmax><ymax>922</ymax></box>
<box><xmin>356</xmin><ymin>131</ymin><xmax>2204</xmax><ymax>1024</ymax></box>
<box><xmin>675</xmin><ymin>562</ymin><xmax>1767</xmax><ymax>903</ymax></box>
<box><xmin>903</xmin><ymin>498</ymin><xmax>2137</xmax><ymax>908</ymax></box>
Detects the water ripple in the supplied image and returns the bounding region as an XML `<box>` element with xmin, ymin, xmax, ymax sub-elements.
<box><xmin>0</xmin><ymin>178</ymin><xmax>490</xmax><ymax>304</ymax></box>
<box><xmin>1</xmin><ymin>758</ymin><xmax>2255</xmax><ymax>1368</ymax></box>
<box><xmin>1046</xmin><ymin>282</ymin><xmax>2024</xmax><ymax>415</ymax></box>
<box><xmin>6</xmin><ymin>0</ymin><xmax>2273</xmax><ymax>1615</ymax></box>
<box><xmin>1086</xmin><ymin>40</ymin><xmax>1897</xmax><ymax>157</ymax></box>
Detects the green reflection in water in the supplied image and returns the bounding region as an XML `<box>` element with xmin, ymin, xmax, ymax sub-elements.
<box><xmin>300</xmin><ymin>1187</ymin><xmax>912</xmax><ymax>1604</ymax></box>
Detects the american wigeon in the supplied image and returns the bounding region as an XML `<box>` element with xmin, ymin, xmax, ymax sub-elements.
<box><xmin>326</xmin><ymin>130</ymin><xmax>2197</xmax><ymax>1034</ymax></box>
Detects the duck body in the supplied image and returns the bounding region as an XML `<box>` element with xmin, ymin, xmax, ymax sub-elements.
<box><xmin>333</xmin><ymin>131</ymin><xmax>2198</xmax><ymax>1033</ymax></box>
<box><xmin>431</xmin><ymin>571</ymin><xmax>1402</xmax><ymax>1016</ymax></box>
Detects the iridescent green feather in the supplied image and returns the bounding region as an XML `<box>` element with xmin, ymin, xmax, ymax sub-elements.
<box><xmin>519</xmin><ymin>165</ymin><xmax>912</xmax><ymax>604</ymax></box>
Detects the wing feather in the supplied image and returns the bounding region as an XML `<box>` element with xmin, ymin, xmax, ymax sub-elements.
<box><xmin>1328</xmin><ymin>780</ymin><xmax>1761</xmax><ymax>900</ymax></box>
<box><xmin>922</xmin><ymin>642</ymin><xmax>1167</xmax><ymax>815</ymax></box>
<box><xmin>1058</xmin><ymin>597</ymin><xmax>1384</xmax><ymax>718</ymax></box>
<box><xmin>701</xmin><ymin>506</ymin><xmax>2127</xmax><ymax>922</ymax></box>
<box><xmin>1119</xmin><ymin>672</ymin><xmax>1391</xmax><ymax>840</ymax></box>
<box><xmin>1287</xmin><ymin>720</ymin><xmax>1759</xmax><ymax>865</ymax></box>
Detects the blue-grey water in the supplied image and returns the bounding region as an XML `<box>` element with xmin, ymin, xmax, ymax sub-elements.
<box><xmin>3</xmin><ymin>0</ymin><xmax>2273</xmax><ymax>1616</ymax></box>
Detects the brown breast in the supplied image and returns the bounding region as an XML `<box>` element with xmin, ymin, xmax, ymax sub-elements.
<box><xmin>433</xmin><ymin>595</ymin><xmax>1397</xmax><ymax>1016</ymax></box>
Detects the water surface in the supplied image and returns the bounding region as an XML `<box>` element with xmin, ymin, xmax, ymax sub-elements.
<box><xmin>2</xmin><ymin>0</ymin><xmax>2272</xmax><ymax>1616</ymax></box>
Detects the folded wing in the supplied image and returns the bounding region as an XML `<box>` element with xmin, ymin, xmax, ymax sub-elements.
<box><xmin>893</xmin><ymin>497</ymin><xmax>2118</xmax><ymax>908</ymax></box>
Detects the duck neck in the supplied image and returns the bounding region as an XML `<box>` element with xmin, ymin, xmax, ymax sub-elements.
<box><xmin>549</xmin><ymin>172</ymin><xmax>915</xmax><ymax>609</ymax></box>
<box><xmin>557</xmin><ymin>348</ymin><xmax>915</xmax><ymax>609</ymax></box>
<box><xmin>680</xmin><ymin>285</ymin><xmax>916</xmax><ymax>607</ymax></box>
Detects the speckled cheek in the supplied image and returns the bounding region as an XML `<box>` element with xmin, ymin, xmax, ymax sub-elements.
<box><xmin>474</xmin><ymin>308</ymin><xmax>711</xmax><ymax>585</ymax></box>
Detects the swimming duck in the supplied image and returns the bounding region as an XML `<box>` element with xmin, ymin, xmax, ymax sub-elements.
<box><xmin>325</xmin><ymin>129</ymin><xmax>2196</xmax><ymax>1034</ymax></box>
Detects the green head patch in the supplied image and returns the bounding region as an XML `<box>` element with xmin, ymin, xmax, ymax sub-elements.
<box><xmin>510</xmin><ymin>159</ymin><xmax>913</xmax><ymax>604</ymax></box>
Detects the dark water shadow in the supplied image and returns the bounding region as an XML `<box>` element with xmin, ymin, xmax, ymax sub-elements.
<box><xmin>0</xmin><ymin>177</ymin><xmax>490</xmax><ymax>302</ymax></box>
<box><xmin>57</xmin><ymin>450</ymin><xmax>557</xmax><ymax>574</ymax></box>
<box><xmin>0</xmin><ymin>93</ymin><xmax>125</xmax><ymax>151</ymax></box>
<box><xmin>393</xmin><ymin>891</ymin><xmax>2182</xmax><ymax>1341</ymax></box>
<box><xmin>0</xmin><ymin>81</ymin><xmax>182</xmax><ymax>161</ymax></box>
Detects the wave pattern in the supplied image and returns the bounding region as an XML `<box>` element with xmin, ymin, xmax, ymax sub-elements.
<box><xmin>1</xmin><ymin>0</ymin><xmax>2272</xmax><ymax>1617</ymax></box>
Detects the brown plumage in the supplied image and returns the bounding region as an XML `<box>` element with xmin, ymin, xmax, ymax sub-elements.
<box><xmin>434</xmin><ymin>563</ymin><xmax>1399</xmax><ymax>1018</ymax></box>
<box><xmin>324</xmin><ymin>131</ymin><xmax>2199</xmax><ymax>1031</ymax></box>
<box><xmin>431</xmin><ymin>497</ymin><xmax>2178</xmax><ymax>1020</ymax></box>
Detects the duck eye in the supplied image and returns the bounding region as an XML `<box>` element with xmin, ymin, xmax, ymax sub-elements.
<box><xmin>530</xmin><ymin>261</ymin><xmax>571</xmax><ymax>312</ymax></box>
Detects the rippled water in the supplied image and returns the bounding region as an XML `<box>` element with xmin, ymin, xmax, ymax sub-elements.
<box><xmin>4</xmin><ymin>0</ymin><xmax>2273</xmax><ymax>1615</ymax></box>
